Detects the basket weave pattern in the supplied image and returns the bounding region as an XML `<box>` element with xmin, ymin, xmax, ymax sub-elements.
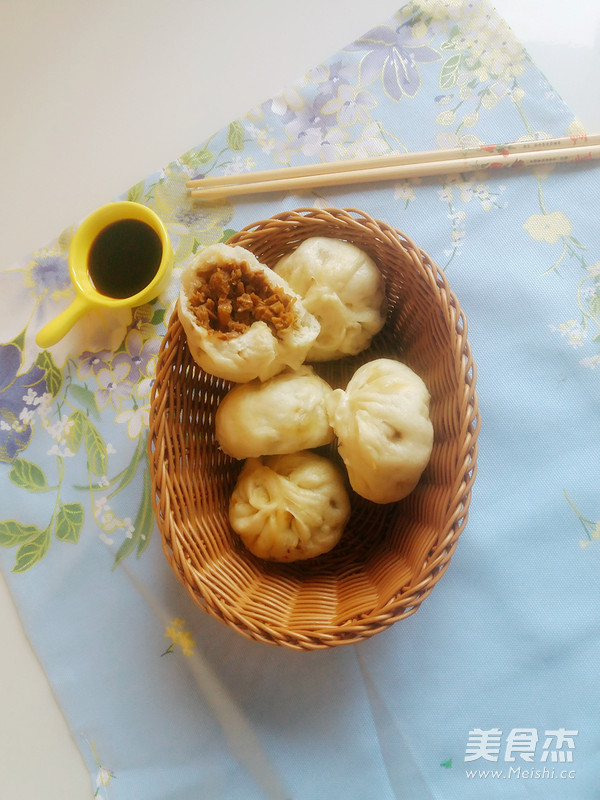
<box><xmin>148</xmin><ymin>208</ymin><xmax>480</xmax><ymax>650</ymax></box>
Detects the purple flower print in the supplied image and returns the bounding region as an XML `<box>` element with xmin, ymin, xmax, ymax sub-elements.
<box><xmin>112</xmin><ymin>329</ymin><xmax>160</xmax><ymax>385</ymax></box>
<box><xmin>285</xmin><ymin>95</ymin><xmax>333</xmax><ymax>147</ymax></box>
<box><xmin>0</xmin><ymin>343</ymin><xmax>47</xmax><ymax>462</ymax></box>
<box><xmin>309</xmin><ymin>60</ymin><xmax>358</xmax><ymax>100</ymax></box>
<box><xmin>345</xmin><ymin>22</ymin><xmax>441</xmax><ymax>101</ymax></box>
<box><xmin>292</xmin><ymin>126</ymin><xmax>347</xmax><ymax>161</ymax></box>
<box><xmin>321</xmin><ymin>84</ymin><xmax>377</xmax><ymax>126</ymax></box>
<box><xmin>29</xmin><ymin>254</ymin><xmax>71</xmax><ymax>297</ymax></box>
<box><xmin>95</xmin><ymin>362</ymin><xmax>134</xmax><ymax>411</ymax></box>
<box><xmin>282</xmin><ymin>95</ymin><xmax>348</xmax><ymax>160</ymax></box>
<box><xmin>78</xmin><ymin>350</ymin><xmax>113</xmax><ymax>379</ymax></box>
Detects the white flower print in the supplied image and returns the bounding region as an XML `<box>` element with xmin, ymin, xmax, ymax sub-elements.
<box><xmin>116</xmin><ymin>406</ymin><xmax>150</xmax><ymax>439</ymax></box>
<box><xmin>344</xmin><ymin>122</ymin><xmax>388</xmax><ymax>159</ymax></box>
<box><xmin>549</xmin><ymin>320</ymin><xmax>585</xmax><ymax>349</ymax></box>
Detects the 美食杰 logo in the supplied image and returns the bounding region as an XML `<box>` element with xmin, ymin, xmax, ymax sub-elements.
<box><xmin>464</xmin><ymin>728</ymin><xmax>578</xmax><ymax>781</ymax></box>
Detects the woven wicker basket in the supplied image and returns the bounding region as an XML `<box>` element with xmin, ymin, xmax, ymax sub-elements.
<box><xmin>148</xmin><ymin>207</ymin><xmax>479</xmax><ymax>650</ymax></box>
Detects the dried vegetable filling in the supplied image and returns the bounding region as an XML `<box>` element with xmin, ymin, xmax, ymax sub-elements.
<box><xmin>187</xmin><ymin>261</ymin><xmax>297</xmax><ymax>340</ymax></box>
<box><xmin>178</xmin><ymin>243</ymin><xmax>320</xmax><ymax>383</ymax></box>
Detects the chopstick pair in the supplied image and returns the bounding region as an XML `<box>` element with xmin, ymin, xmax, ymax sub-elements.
<box><xmin>187</xmin><ymin>134</ymin><xmax>600</xmax><ymax>200</ymax></box>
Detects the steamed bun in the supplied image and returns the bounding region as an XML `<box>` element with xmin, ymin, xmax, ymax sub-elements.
<box><xmin>326</xmin><ymin>358</ymin><xmax>433</xmax><ymax>504</ymax></box>
<box><xmin>178</xmin><ymin>243</ymin><xmax>320</xmax><ymax>382</ymax></box>
<box><xmin>273</xmin><ymin>237</ymin><xmax>386</xmax><ymax>361</ymax></box>
<box><xmin>215</xmin><ymin>366</ymin><xmax>334</xmax><ymax>459</ymax></box>
<box><xmin>229</xmin><ymin>451</ymin><xmax>350</xmax><ymax>561</ymax></box>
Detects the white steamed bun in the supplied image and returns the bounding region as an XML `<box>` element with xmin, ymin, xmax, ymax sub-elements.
<box><xmin>326</xmin><ymin>358</ymin><xmax>433</xmax><ymax>504</ymax></box>
<box><xmin>215</xmin><ymin>365</ymin><xmax>334</xmax><ymax>459</ymax></box>
<box><xmin>273</xmin><ymin>237</ymin><xmax>386</xmax><ymax>361</ymax></box>
<box><xmin>229</xmin><ymin>451</ymin><xmax>350</xmax><ymax>561</ymax></box>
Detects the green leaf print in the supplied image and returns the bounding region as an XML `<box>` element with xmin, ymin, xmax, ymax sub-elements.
<box><xmin>180</xmin><ymin>147</ymin><xmax>215</xmax><ymax>168</ymax></box>
<box><xmin>69</xmin><ymin>384</ymin><xmax>101</xmax><ymax>420</ymax></box>
<box><xmin>0</xmin><ymin>520</ymin><xmax>40</xmax><ymax>548</ymax></box>
<box><xmin>9</xmin><ymin>327</ymin><xmax>26</xmax><ymax>351</ymax></box>
<box><xmin>440</xmin><ymin>26</ymin><xmax>460</xmax><ymax>50</ymax></box>
<box><xmin>589</xmin><ymin>294</ymin><xmax>600</xmax><ymax>319</ymax></box>
<box><xmin>127</xmin><ymin>180</ymin><xmax>146</xmax><ymax>203</ymax></box>
<box><xmin>219</xmin><ymin>228</ymin><xmax>238</xmax><ymax>243</ymax></box>
<box><xmin>111</xmin><ymin>521</ymin><xmax>136</xmax><ymax>568</ymax></box>
<box><xmin>439</xmin><ymin>54</ymin><xmax>461</xmax><ymax>89</ymax></box>
<box><xmin>12</xmin><ymin>528</ymin><xmax>51</xmax><ymax>573</ymax></box>
<box><xmin>109</xmin><ymin>432</ymin><xmax>146</xmax><ymax>499</ymax></box>
<box><xmin>227</xmin><ymin>120</ymin><xmax>245</xmax><ymax>152</ymax></box>
<box><xmin>151</xmin><ymin>307</ymin><xmax>166</xmax><ymax>327</ymax></box>
<box><xmin>64</xmin><ymin>409</ymin><xmax>87</xmax><ymax>454</ymax></box>
<box><xmin>54</xmin><ymin>502</ymin><xmax>84</xmax><ymax>543</ymax></box>
<box><xmin>9</xmin><ymin>459</ymin><xmax>51</xmax><ymax>492</ymax></box>
<box><xmin>85</xmin><ymin>420</ymin><xmax>108</xmax><ymax>476</ymax></box>
<box><xmin>112</xmin><ymin>467</ymin><xmax>154</xmax><ymax>568</ymax></box>
<box><xmin>135</xmin><ymin>469</ymin><xmax>155</xmax><ymax>558</ymax></box>
<box><xmin>35</xmin><ymin>350</ymin><xmax>62</xmax><ymax>397</ymax></box>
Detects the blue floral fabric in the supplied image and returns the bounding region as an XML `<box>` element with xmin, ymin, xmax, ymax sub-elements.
<box><xmin>1</xmin><ymin>2</ymin><xmax>598</xmax><ymax>798</ymax></box>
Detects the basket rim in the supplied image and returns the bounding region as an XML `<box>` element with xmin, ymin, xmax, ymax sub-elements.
<box><xmin>148</xmin><ymin>207</ymin><xmax>480</xmax><ymax>650</ymax></box>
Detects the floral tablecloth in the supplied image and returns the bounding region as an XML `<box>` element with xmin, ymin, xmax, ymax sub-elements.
<box><xmin>1</xmin><ymin>1</ymin><xmax>598</xmax><ymax>798</ymax></box>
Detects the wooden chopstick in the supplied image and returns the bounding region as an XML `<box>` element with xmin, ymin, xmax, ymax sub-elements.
<box><xmin>187</xmin><ymin>135</ymin><xmax>600</xmax><ymax>200</ymax></box>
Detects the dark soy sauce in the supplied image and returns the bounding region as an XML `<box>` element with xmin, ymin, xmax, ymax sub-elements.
<box><xmin>88</xmin><ymin>219</ymin><xmax>163</xmax><ymax>299</ymax></box>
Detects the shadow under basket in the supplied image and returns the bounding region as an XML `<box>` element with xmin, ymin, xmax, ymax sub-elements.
<box><xmin>148</xmin><ymin>207</ymin><xmax>480</xmax><ymax>651</ymax></box>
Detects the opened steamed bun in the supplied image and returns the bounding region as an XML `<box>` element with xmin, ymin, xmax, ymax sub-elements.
<box><xmin>215</xmin><ymin>366</ymin><xmax>334</xmax><ymax>459</ymax></box>
<box><xmin>273</xmin><ymin>236</ymin><xmax>386</xmax><ymax>361</ymax></box>
<box><xmin>326</xmin><ymin>358</ymin><xmax>433</xmax><ymax>504</ymax></box>
<box><xmin>178</xmin><ymin>243</ymin><xmax>320</xmax><ymax>382</ymax></box>
<box><xmin>229</xmin><ymin>451</ymin><xmax>351</xmax><ymax>561</ymax></box>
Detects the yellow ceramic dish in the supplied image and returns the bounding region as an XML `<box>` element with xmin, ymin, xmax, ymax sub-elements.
<box><xmin>36</xmin><ymin>201</ymin><xmax>172</xmax><ymax>349</ymax></box>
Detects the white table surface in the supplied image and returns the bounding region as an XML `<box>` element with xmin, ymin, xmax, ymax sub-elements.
<box><xmin>0</xmin><ymin>1</ymin><xmax>598</xmax><ymax>797</ymax></box>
